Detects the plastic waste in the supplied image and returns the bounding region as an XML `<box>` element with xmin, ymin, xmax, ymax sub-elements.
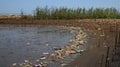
<box><xmin>98</xmin><ymin>28</ymin><xmax>101</xmax><ymax>30</ymax></box>
<box><xmin>26</xmin><ymin>42</ymin><xmax>30</xmax><ymax>45</ymax></box>
<box><xmin>76</xmin><ymin>49</ymin><xmax>84</xmax><ymax>53</ymax></box>
<box><xmin>11</xmin><ymin>27</ymin><xmax>87</xmax><ymax>67</ymax></box>
<box><xmin>79</xmin><ymin>40</ymin><xmax>84</xmax><ymax>44</ymax></box>
<box><xmin>34</xmin><ymin>64</ymin><xmax>40</xmax><ymax>67</ymax></box>
<box><xmin>36</xmin><ymin>59</ymin><xmax>40</xmax><ymax>62</ymax></box>
<box><xmin>53</xmin><ymin>47</ymin><xmax>61</xmax><ymax>51</ymax></box>
<box><xmin>45</xmin><ymin>44</ymin><xmax>49</xmax><ymax>46</ymax></box>
<box><xmin>66</xmin><ymin>50</ymin><xmax>76</xmax><ymax>56</ymax></box>
<box><xmin>61</xmin><ymin>63</ymin><xmax>67</xmax><ymax>66</ymax></box>
<box><xmin>12</xmin><ymin>63</ymin><xmax>17</xmax><ymax>66</ymax></box>
<box><xmin>43</xmin><ymin>52</ymin><xmax>49</xmax><ymax>55</ymax></box>
<box><xmin>40</xmin><ymin>56</ymin><xmax>46</xmax><ymax>60</ymax></box>
<box><xmin>24</xmin><ymin>60</ymin><xmax>29</xmax><ymax>63</ymax></box>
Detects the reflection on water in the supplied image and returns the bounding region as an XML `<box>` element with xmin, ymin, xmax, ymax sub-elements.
<box><xmin>0</xmin><ymin>25</ymin><xmax>75</xmax><ymax>67</ymax></box>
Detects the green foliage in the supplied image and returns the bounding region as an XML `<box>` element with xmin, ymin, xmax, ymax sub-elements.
<box><xmin>34</xmin><ymin>7</ymin><xmax>120</xmax><ymax>19</ymax></box>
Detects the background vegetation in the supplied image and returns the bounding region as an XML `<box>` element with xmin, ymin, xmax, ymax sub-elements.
<box><xmin>34</xmin><ymin>6</ymin><xmax>120</xmax><ymax>19</ymax></box>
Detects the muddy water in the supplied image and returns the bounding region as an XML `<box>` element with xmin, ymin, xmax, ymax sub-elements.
<box><xmin>0</xmin><ymin>25</ymin><xmax>75</xmax><ymax>67</ymax></box>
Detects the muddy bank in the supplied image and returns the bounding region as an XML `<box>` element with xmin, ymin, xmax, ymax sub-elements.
<box><xmin>64</xmin><ymin>19</ymin><xmax>120</xmax><ymax>67</ymax></box>
<box><xmin>0</xmin><ymin>19</ymin><xmax>120</xmax><ymax>26</ymax></box>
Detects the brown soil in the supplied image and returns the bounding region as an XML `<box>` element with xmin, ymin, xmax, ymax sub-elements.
<box><xmin>0</xmin><ymin>19</ymin><xmax>120</xmax><ymax>67</ymax></box>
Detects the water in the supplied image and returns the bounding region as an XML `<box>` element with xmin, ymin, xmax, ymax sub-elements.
<box><xmin>0</xmin><ymin>25</ymin><xmax>75</xmax><ymax>67</ymax></box>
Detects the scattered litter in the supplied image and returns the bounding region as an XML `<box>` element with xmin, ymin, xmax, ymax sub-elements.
<box><xmin>76</xmin><ymin>49</ymin><xmax>84</xmax><ymax>53</ymax></box>
<box><xmin>81</xmin><ymin>49</ymin><xmax>84</xmax><ymax>52</ymax></box>
<box><xmin>12</xmin><ymin>63</ymin><xmax>17</xmax><ymax>66</ymax></box>
<box><xmin>26</xmin><ymin>42</ymin><xmax>30</xmax><ymax>45</ymax></box>
<box><xmin>36</xmin><ymin>59</ymin><xmax>40</xmax><ymax>62</ymax></box>
<box><xmin>43</xmin><ymin>52</ymin><xmax>49</xmax><ymax>55</ymax></box>
<box><xmin>61</xmin><ymin>63</ymin><xmax>67</xmax><ymax>66</ymax></box>
<box><xmin>65</xmin><ymin>50</ymin><xmax>76</xmax><ymax>56</ymax></box>
<box><xmin>45</xmin><ymin>44</ymin><xmax>49</xmax><ymax>46</ymax></box>
<box><xmin>69</xmin><ymin>39</ymin><xmax>74</xmax><ymax>42</ymax></box>
<box><xmin>100</xmin><ymin>34</ymin><xmax>105</xmax><ymax>37</ymax></box>
<box><xmin>24</xmin><ymin>64</ymin><xmax>31</xmax><ymax>67</ymax></box>
<box><xmin>34</xmin><ymin>64</ymin><xmax>40</xmax><ymax>67</ymax></box>
<box><xmin>104</xmin><ymin>45</ymin><xmax>107</xmax><ymax>47</ymax></box>
<box><xmin>51</xmin><ymin>53</ymin><xmax>55</xmax><ymax>56</ymax></box>
<box><xmin>53</xmin><ymin>47</ymin><xmax>61</xmax><ymax>51</ymax></box>
<box><xmin>12</xmin><ymin>27</ymin><xmax>87</xmax><ymax>67</ymax></box>
<box><xmin>98</xmin><ymin>28</ymin><xmax>101</xmax><ymax>30</ymax></box>
<box><xmin>40</xmin><ymin>56</ymin><xmax>46</xmax><ymax>60</ymax></box>
<box><xmin>79</xmin><ymin>40</ymin><xmax>85</xmax><ymax>44</ymax></box>
<box><xmin>19</xmin><ymin>63</ymin><xmax>23</xmax><ymax>66</ymax></box>
<box><xmin>24</xmin><ymin>60</ymin><xmax>29</xmax><ymax>63</ymax></box>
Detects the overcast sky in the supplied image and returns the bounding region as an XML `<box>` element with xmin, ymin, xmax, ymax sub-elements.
<box><xmin>0</xmin><ymin>0</ymin><xmax>120</xmax><ymax>14</ymax></box>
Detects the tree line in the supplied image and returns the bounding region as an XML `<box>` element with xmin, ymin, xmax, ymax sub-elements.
<box><xmin>34</xmin><ymin>7</ymin><xmax>120</xmax><ymax>19</ymax></box>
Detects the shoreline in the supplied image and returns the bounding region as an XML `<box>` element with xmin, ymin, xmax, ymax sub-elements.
<box><xmin>10</xmin><ymin>26</ymin><xmax>88</xmax><ymax>67</ymax></box>
<box><xmin>0</xmin><ymin>19</ymin><xmax>120</xmax><ymax>25</ymax></box>
<box><xmin>64</xmin><ymin>20</ymin><xmax>119</xmax><ymax>67</ymax></box>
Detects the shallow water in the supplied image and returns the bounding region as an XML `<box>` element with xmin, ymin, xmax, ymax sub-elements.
<box><xmin>0</xmin><ymin>25</ymin><xmax>75</xmax><ymax>67</ymax></box>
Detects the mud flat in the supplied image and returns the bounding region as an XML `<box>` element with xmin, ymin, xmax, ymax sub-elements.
<box><xmin>64</xmin><ymin>19</ymin><xmax>120</xmax><ymax>67</ymax></box>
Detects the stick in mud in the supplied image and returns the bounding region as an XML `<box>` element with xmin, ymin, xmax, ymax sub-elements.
<box><xmin>100</xmin><ymin>54</ymin><xmax>104</xmax><ymax>67</ymax></box>
<box><xmin>105</xmin><ymin>46</ymin><xmax>110</xmax><ymax>67</ymax></box>
<box><xmin>115</xmin><ymin>22</ymin><xmax>118</xmax><ymax>55</ymax></box>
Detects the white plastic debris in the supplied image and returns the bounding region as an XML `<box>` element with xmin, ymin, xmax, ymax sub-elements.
<box><xmin>43</xmin><ymin>52</ymin><xmax>49</xmax><ymax>55</ymax></box>
<box><xmin>24</xmin><ymin>60</ymin><xmax>29</xmax><ymax>63</ymax></box>
<box><xmin>100</xmin><ymin>34</ymin><xmax>105</xmax><ymax>37</ymax></box>
<box><xmin>98</xmin><ymin>28</ymin><xmax>101</xmax><ymax>30</ymax></box>
<box><xmin>40</xmin><ymin>56</ymin><xmax>46</xmax><ymax>60</ymax></box>
<box><xmin>12</xmin><ymin>63</ymin><xmax>17</xmax><ymax>66</ymax></box>
<box><xmin>61</xmin><ymin>63</ymin><xmax>67</xmax><ymax>66</ymax></box>
<box><xmin>26</xmin><ymin>42</ymin><xmax>30</xmax><ymax>45</ymax></box>
<box><xmin>79</xmin><ymin>40</ymin><xmax>85</xmax><ymax>44</ymax></box>
<box><xmin>34</xmin><ymin>64</ymin><xmax>40</xmax><ymax>67</ymax></box>
<box><xmin>36</xmin><ymin>59</ymin><xmax>40</xmax><ymax>62</ymax></box>
<box><xmin>45</xmin><ymin>44</ymin><xmax>49</xmax><ymax>46</ymax></box>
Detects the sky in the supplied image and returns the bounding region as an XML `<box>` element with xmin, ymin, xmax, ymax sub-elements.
<box><xmin>0</xmin><ymin>0</ymin><xmax>120</xmax><ymax>14</ymax></box>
